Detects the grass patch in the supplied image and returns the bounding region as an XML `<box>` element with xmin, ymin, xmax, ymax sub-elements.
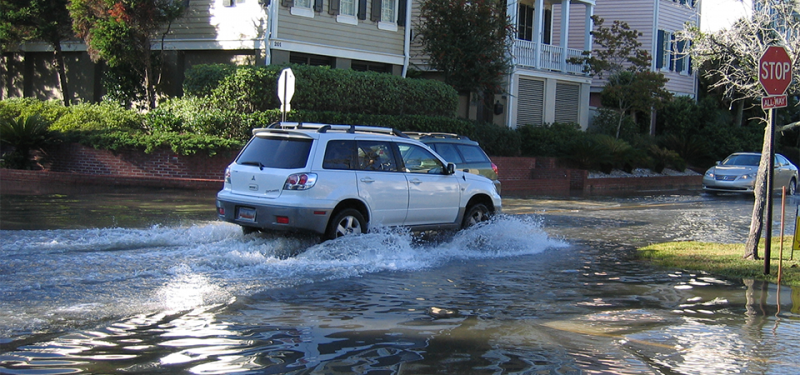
<box><xmin>637</xmin><ymin>236</ymin><xmax>800</xmax><ymax>286</ymax></box>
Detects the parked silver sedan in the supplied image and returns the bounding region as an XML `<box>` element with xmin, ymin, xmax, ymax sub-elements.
<box><xmin>703</xmin><ymin>152</ymin><xmax>798</xmax><ymax>195</ymax></box>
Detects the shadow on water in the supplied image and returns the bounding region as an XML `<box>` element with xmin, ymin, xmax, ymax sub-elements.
<box><xmin>2</xmin><ymin>187</ymin><xmax>800</xmax><ymax>374</ymax></box>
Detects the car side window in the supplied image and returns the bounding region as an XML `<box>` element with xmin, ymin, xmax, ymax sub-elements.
<box><xmin>357</xmin><ymin>141</ymin><xmax>398</xmax><ymax>172</ymax></box>
<box><xmin>323</xmin><ymin>140</ymin><xmax>355</xmax><ymax>170</ymax></box>
<box><xmin>431</xmin><ymin>143</ymin><xmax>464</xmax><ymax>164</ymax></box>
<box><xmin>398</xmin><ymin>143</ymin><xmax>444</xmax><ymax>174</ymax></box>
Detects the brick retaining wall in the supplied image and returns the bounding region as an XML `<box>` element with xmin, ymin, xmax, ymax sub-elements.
<box><xmin>0</xmin><ymin>144</ymin><xmax>703</xmax><ymax>195</ymax></box>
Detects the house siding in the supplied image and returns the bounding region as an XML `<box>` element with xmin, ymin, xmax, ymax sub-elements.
<box><xmin>275</xmin><ymin>5</ymin><xmax>405</xmax><ymax>58</ymax></box>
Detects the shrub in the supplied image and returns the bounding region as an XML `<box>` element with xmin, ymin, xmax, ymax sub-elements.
<box><xmin>0</xmin><ymin>98</ymin><xmax>68</xmax><ymax>125</ymax></box>
<box><xmin>186</xmin><ymin>64</ymin><xmax>459</xmax><ymax>117</ymax></box>
<box><xmin>471</xmin><ymin>121</ymin><xmax>521</xmax><ymax>156</ymax></box>
<box><xmin>517</xmin><ymin>122</ymin><xmax>584</xmax><ymax>157</ymax></box>
<box><xmin>183</xmin><ymin>63</ymin><xmax>238</xmax><ymax>97</ymax></box>
<box><xmin>588</xmin><ymin>108</ymin><xmax>638</xmax><ymax>142</ymax></box>
<box><xmin>0</xmin><ymin>114</ymin><xmax>57</xmax><ymax>169</ymax></box>
<box><xmin>51</xmin><ymin>101</ymin><xmax>144</xmax><ymax>132</ymax></box>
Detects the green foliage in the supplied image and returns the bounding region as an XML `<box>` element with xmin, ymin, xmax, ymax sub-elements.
<box><xmin>0</xmin><ymin>98</ymin><xmax>68</xmax><ymax>124</ymax></box>
<box><xmin>51</xmin><ymin>101</ymin><xmax>144</xmax><ymax>131</ymax></box>
<box><xmin>62</xmin><ymin>130</ymin><xmax>243</xmax><ymax>156</ymax></box>
<box><xmin>471</xmin><ymin>122</ymin><xmax>521</xmax><ymax>157</ymax></box>
<box><xmin>568</xmin><ymin>16</ymin><xmax>651</xmax><ymax>77</ymax></box>
<box><xmin>68</xmin><ymin>0</ymin><xmax>187</xmax><ymax>108</ymax></box>
<box><xmin>416</xmin><ymin>0</ymin><xmax>513</xmax><ymax>94</ymax></box>
<box><xmin>0</xmin><ymin>114</ymin><xmax>56</xmax><ymax>169</ymax></box>
<box><xmin>147</xmin><ymin>97</ymin><xmax>250</xmax><ymax>140</ymax></box>
<box><xmin>194</xmin><ymin>64</ymin><xmax>458</xmax><ymax>117</ymax></box>
<box><xmin>589</xmin><ymin>108</ymin><xmax>638</xmax><ymax>142</ymax></box>
<box><xmin>103</xmin><ymin>62</ymin><xmax>147</xmax><ymax>109</ymax></box>
<box><xmin>183</xmin><ymin>63</ymin><xmax>238</xmax><ymax>97</ymax></box>
<box><xmin>517</xmin><ymin>122</ymin><xmax>584</xmax><ymax>157</ymax></box>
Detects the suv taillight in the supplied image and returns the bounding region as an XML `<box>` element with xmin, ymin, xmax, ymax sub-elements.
<box><xmin>284</xmin><ymin>173</ymin><xmax>318</xmax><ymax>190</ymax></box>
<box><xmin>491</xmin><ymin>162</ymin><xmax>499</xmax><ymax>177</ymax></box>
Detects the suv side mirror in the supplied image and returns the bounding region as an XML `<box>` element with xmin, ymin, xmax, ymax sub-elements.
<box><xmin>445</xmin><ymin>162</ymin><xmax>456</xmax><ymax>175</ymax></box>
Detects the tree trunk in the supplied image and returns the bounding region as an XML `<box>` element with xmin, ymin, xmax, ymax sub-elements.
<box><xmin>744</xmin><ymin>120</ymin><xmax>773</xmax><ymax>259</ymax></box>
<box><xmin>52</xmin><ymin>42</ymin><xmax>71</xmax><ymax>107</ymax></box>
<box><xmin>734</xmin><ymin>100</ymin><xmax>744</xmax><ymax>127</ymax></box>
<box><xmin>144</xmin><ymin>45</ymin><xmax>156</xmax><ymax>110</ymax></box>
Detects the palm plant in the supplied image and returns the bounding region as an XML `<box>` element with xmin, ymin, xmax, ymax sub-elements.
<box><xmin>0</xmin><ymin>114</ymin><xmax>55</xmax><ymax>169</ymax></box>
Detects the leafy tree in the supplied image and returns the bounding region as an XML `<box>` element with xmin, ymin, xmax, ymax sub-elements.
<box><xmin>68</xmin><ymin>0</ymin><xmax>186</xmax><ymax>109</ymax></box>
<box><xmin>570</xmin><ymin>16</ymin><xmax>651</xmax><ymax>78</ymax></box>
<box><xmin>416</xmin><ymin>0</ymin><xmax>513</xmax><ymax>118</ymax></box>
<box><xmin>681</xmin><ymin>0</ymin><xmax>800</xmax><ymax>260</ymax></box>
<box><xmin>571</xmin><ymin>16</ymin><xmax>671</xmax><ymax>138</ymax></box>
<box><xmin>0</xmin><ymin>0</ymin><xmax>75</xmax><ymax>106</ymax></box>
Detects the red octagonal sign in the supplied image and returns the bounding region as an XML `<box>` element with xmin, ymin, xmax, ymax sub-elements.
<box><xmin>759</xmin><ymin>46</ymin><xmax>793</xmax><ymax>96</ymax></box>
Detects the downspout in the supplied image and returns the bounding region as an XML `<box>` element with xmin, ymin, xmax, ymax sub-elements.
<box><xmin>402</xmin><ymin>0</ymin><xmax>412</xmax><ymax>77</ymax></box>
<box><xmin>265</xmin><ymin>0</ymin><xmax>279</xmax><ymax>65</ymax></box>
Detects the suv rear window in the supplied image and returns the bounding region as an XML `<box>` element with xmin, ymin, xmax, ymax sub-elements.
<box><xmin>457</xmin><ymin>144</ymin><xmax>490</xmax><ymax>163</ymax></box>
<box><xmin>237</xmin><ymin>136</ymin><xmax>312</xmax><ymax>169</ymax></box>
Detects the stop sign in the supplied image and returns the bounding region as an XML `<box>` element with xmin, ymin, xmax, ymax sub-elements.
<box><xmin>759</xmin><ymin>46</ymin><xmax>793</xmax><ymax>96</ymax></box>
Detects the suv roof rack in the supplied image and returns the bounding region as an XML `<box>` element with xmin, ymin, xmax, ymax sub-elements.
<box><xmin>404</xmin><ymin>131</ymin><xmax>472</xmax><ymax>141</ymax></box>
<box><xmin>256</xmin><ymin>122</ymin><xmax>408</xmax><ymax>138</ymax></box>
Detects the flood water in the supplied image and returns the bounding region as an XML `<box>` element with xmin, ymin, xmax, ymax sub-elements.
<box><xmin>1</xmin><ymin>186</ymin><xmax>799</xmax><ymax>374</ymax></box>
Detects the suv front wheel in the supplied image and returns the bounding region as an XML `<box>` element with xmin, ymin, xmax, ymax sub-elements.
<box><xmin>462</xmin><ymin>203</ymin><xmax>490</xmax><ymax>229</ymax></box>
<box><xmin>326</xmin><ymin>208</ymin><xmax>367</xmax><ymax>240</ymax></box>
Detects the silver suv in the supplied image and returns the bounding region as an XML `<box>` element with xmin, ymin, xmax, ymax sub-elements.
<box><xmin>216</xmin><ymin>122</ymin><xmax>502</xmax><ymax>240</ymax></box>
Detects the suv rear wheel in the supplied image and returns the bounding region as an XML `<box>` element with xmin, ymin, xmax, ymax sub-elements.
<box><xmin>326</xmin><ymin>208</ymin><xmax>367</xmax><ymax>239</ymax></box>
<box><xmin>462</xmin><ymin>203</ymin><xmax>489</xmax><ymax>229</ymax></box>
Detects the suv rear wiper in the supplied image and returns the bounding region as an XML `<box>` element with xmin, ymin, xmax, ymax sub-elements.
<box><xmin>239</xmin><ymin>161</ymin><xmax>266</xmax><ymax>170</ymax></box>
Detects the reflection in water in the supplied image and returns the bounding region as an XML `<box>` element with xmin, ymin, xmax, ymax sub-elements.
<box><xmin>2</xmin><ymin>191</ymin><xmax>800</xmax><ymax>374</ymax></box>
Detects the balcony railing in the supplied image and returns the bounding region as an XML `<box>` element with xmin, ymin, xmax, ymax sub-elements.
<box><xmin>513</xmin><ymin>39</ymin><xmax>587</xmax><ymax>75</ymax></box>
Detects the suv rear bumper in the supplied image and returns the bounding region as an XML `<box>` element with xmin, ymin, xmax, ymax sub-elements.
<box><xmin>216</xmin><ymin>191</ymin><xmax>331</xmax><ymax>234</ymax></box>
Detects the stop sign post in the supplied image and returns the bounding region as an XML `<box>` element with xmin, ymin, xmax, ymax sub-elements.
<box><xmin>758</xmin><ymin>45</ymin><xmax>793</xmax><ymax>276</ymax></box>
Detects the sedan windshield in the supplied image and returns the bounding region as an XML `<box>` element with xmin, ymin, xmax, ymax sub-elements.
<box><xmin>722</xmin><ymin>154</ymin><xmax>760</xmax><ymax>166</ymax></box>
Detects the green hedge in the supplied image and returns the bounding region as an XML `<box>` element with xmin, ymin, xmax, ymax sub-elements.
<box><xmin>184</xmin><ymin>64</ymin><xmax>459</xmax><ymax>117</ymax></box>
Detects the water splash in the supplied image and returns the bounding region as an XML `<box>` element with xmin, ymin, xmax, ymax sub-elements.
<box><xmin>0</xmin><ymin>214</ymin><xmax>562</xmax><ymax>340</ymax></box>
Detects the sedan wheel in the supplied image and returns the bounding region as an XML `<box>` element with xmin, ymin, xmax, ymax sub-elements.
<box><xmin>788</xmin><ymin>179</ymin><xmax>797</xmax><ymax>196</ymax></box>
<box><xmin>326</xmin><ymin>208</ymin><xmax>367</xmax><ymax>240</ymax></box>
<box><xmin>462</xmin><ymin>203</ymin><xmax>489</xmax><ymax>229</ymax></box>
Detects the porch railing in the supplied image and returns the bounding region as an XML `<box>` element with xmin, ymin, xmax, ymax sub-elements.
<box><xmin>513</xmin><ymin>39</ymin><xmax>587</xmax><ymax>75</ymax></box>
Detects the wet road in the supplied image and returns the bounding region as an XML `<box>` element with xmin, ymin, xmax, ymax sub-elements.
<box><xmin>1</xmin><ymin>187</ymin><xmax>799</xmax><ymax>374</ymax></box>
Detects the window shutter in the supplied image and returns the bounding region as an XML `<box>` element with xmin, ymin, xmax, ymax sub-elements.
<box><xmin>656</xmin><ymin>30</ymin><xmax>664</xmax><ymax>69</ymax></box>
<box><xmin>314</xmin><ymin>0</ymin><xmax>323</xmax><ymax>12</ymax></box>
<box><xmin>517</xmin><ymin>78</ymin><xmax>544</xmax><ymax>126</ymax></box>
<box><xmin>676</xmin><ymin>40</ymin><xmax>684</xmax><ymax>72</ymax></box>
<box><xmin>329</xmin><ymin>0</ymin><xmax>340</xmax><ymax>14</ymax></box>
<box><xmin>371</xmin><ymin>0</ymin><xmax>381</xmax><ymax>22</ymax></box>
<box><xmin>397</xmin><ymin>0</ymin><xmax>406</xmax><ymax>26</ymax></box>
<box><xmin>669</xmin><ymin>33</ymin><xmax>675</xmax><ymax>71</ymax></box>
<box><xmin>358</xmin><ymin>0</ymin><xmax>367</xmax><ymax>20</ymax></box>
<box><xmin>554</xmin><ymin>83</ymin><xmax>579</xmax><ymax>124</ymax></box>
<box><xmin>688</xmin><ymin>41</ymin><xmax>693</xmax><ymax>74</ymax></box>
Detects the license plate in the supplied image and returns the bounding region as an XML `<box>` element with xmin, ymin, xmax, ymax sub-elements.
<box><xmin>237</xmin><ymin>207</ymin><xmax>256</xmax><ymax>222</ymax></box>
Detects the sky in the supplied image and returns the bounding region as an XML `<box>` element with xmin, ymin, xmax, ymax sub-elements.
<box><xmin>700</xmin><ymin>0</ymin><xmax>753</xmax><ymax>32</ymax></box>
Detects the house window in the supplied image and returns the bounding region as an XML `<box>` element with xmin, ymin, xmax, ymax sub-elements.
<box><xmin>518</xmin><ymin>4</ymin><xmax>534</xmax><ymax>41</ymax></box>
<box><xmin>352</xmin><ymin>60</ymin><xmax>392</xmax><ymax>73</ymax></box>
<box><xmin>656</xmin><ymin>30</ymin><xmax>674</xmax><ymax>71</ymax></box>
<box><xmin>290</xmin><ymin>53</ymin><xmax>334</xmax><ymax>67</ymax></box>
<box><xmin>334</xmin><ymin>0</ymin><xmax>358</xmax><ymax>24</ymax></box>
<box><xmin>291</xmin><ymin>0</ymin><xmax>314</xmax><ymax>17</ymax></box>
<box><xmin>378</xmin><ymin>0</ymin><xmax>398</xmax><ymax>31</ymax></box>
<box><xmin>341</xmin><ymin>0</ymin><xmax>356</xmax><ymax>16</ymax></box>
